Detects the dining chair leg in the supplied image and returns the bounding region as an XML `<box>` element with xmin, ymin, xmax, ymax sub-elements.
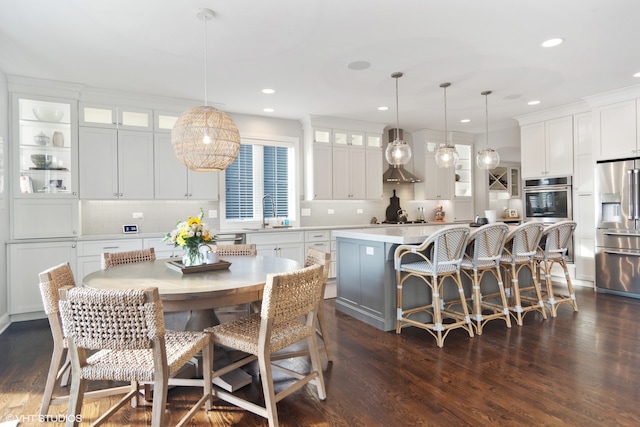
<box><xmin>316</xmin><ymin>299</ymin><xmax>333</xmax><ymax>362</ymax></box>
<box><xmin>65</xmin><ymin>376</ymin><xmax>86</xmax><ymax>427</ymax></box>
<box><xmin>258</xmin><ymin>352</ymin><xmax>279</xmax><ymax>427</ymax></box>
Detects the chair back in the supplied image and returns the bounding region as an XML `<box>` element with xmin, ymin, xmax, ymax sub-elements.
<box><xmin>213</xmin><ymin>243</ymin><xmax>257</xmax><ymax>256</ymax></box>
<box><xmin>468</xmin><ymin>223</ymin><xmax>510</xmax><ymax>264</ymax></box>
<box><xmin>59</xmin><ymin>287</ymin><xmax>165</xmax><ymax>351</ymax></box>
<box><xmin>505</xmin><ymin>222</ymin><xmax>545</xmax><ymax>260</ymax></box>
<box><xmin>39</xmin><ymin>262</ymin><xmax>76</xmax><ymax>316</ymax></box>
<box><xmin>101</xmin><ymin>248</ymin><xmax>156</xmax><ymax>270</ymax></box>
<box><xmin>304</xmin><ymin>247</ymin><xmax>331</xmax><ymax>285</ymax></box>
<box><xmin>428</xmin><ymin>226</ymin><xmax>470</xmax><ymax>270</ymax></box>
<box><xmin>261</xmin><ymin>264</ymin><xmax>324</xmax><ymax>325</ymax></box>
<box><xmin>540</xmin><ymin>220</ymin><xmax>576</xmax><ymax>257</ymax></box>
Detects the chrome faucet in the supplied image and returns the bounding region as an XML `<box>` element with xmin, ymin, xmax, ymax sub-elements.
<box><xmin>262</xmin><ymin>194</ymin><xmax>276</xmax><ymax>228</ymax></box>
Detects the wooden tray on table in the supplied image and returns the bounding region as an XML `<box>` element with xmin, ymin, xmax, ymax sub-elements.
<box><xmin>166</xmin><ymin>260</ymin><xmax>232</xmax><ymax>274</ymax></box>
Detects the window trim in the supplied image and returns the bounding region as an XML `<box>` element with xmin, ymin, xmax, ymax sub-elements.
<box><xmin>219</xmin><ymin>134</ymin><xmax>299</xmax><ymax>231</ymax></box>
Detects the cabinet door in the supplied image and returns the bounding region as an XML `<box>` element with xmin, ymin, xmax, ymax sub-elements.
<box><xmin>312</xmin><ymin>143</ymin><xmax>333</xmax><ymax>199</ymax></box>
<box><xmin>520</xmin><ymin>122</ymin><xmax>546</xmax><ymax>178</ymax></box>
<box><xmin>453</xmin><ymin>198</ymin><xmax>474</xmax><ymax>222</ymax></box>
<box><xmin>365</xmin><ymin>149</ymin><xmax>383</xmax><ymax>199</ymax></box>
<box><xmin>574</xmin><ymin>193</ymin><xmax>595</xmax><ymax>281</ymax></box>
<box><xmin>348</xmin><ymin>147</ymin><xmax>366</xmax><ymax>199</ymax></box>
<box><xmin>78</xmin><ymin>127</ymin><xmax>119</xmax><ymax>198</ymax></box>
<box><xmin>546</xmin><ymin>116</ymin><xmax>573</xmax><ymax>177</ymax></box>
<box><xmin>79</xmin><ymin>103</ymin><xmax>117</xmax><ymax>128</ymax></box>
<box><xmin>8</xmin><ymin>241</ymin><xmax>77</xmax><ymax>315</ymax></box>
<box><xmin>423</xmin><ymin>152</ymin><xmax>453</xmax><ymax>199</ymax></box>
<box><xmin>154</xmin><ymin>133</ymin><xmax>188</xmax><ymax>199</ymax></box>
<box><xmin>332</xmin><ymin>146</ymin><xmax>350</xmax><ymax>199</ymax></box>
<box><xmin>594</xmin><ymin>100</ymin><xmax>637</xmax><ymax>160</ymax></box>
<box><xmin>188</xmin><ymin>170</ymin><xmax>219</xmax><ymax>200</ymax></box>
<box><xmin>117</xmin><ymin>130</ymin><xmax>154</xmax><ymax>199</ymax></box>
<box><xmin>12</xmin><ymin>199</ymin><xmax>79</xmax><ymax>239</ymax></box>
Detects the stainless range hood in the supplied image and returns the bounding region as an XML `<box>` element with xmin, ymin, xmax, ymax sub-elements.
<box><xmin>383</xmin><ymin>164</ymin><xmax>422</xmax><ymax>183</ymax></box>
<box><xmin>383</xmin><ymin>129</ymin><xmax>422</xmax><ymax>183</ymax></box>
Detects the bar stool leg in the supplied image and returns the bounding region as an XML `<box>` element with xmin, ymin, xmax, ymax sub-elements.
<box><xmin>396</xmin><ymin>271</ymin><xmax>404</xmax><ymax>334</ymax></box>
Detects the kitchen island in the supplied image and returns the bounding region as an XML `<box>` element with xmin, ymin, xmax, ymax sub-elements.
<box><xmin>333</xmin><ymin>224</ymin><xmax>456</xmax><ymax>331</ymax></box>
<box><xmin>333</xmin><ymin>224</ymin><xmax>519</xmax><ymax>332</ymax></box>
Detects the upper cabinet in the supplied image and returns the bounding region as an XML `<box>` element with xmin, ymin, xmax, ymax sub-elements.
<box><xmin>79</xmin><ymin>103</ymin><xmax>153</xmax><ymax>131</ymax></box>
<box><xmin>453</xmin><ymin>143</ymin><xmax>473</xmax><ymax>198</ymax></box>
<box><xmin>488</xmin><ymin>166</ymin><xmax>520</xmax><ymax>198</ymax></box>
<box><xmin>592</xmin><ymin>100</ymin><xmax>638</xmax><ymax>161</ymax></box>
<box><xmin>12</xmin><ymin>95</ymin><xmax>78</xmax><ymax>198</ymax></box>
<box><xmin>520</xmin><ymin>116</ymin><xmax>573</xmax><ymax>179</ymax></box>
<box><xmin>301</xmin><ymin>116</ymin><xmax>385</xmax><ymax>201</ymax></box>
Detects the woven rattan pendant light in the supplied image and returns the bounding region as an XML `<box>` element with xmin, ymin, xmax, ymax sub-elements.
<box><xmin>171</xmin><ymin>8</ymin><xmax>240</xmax><ymax>172</ymax></box>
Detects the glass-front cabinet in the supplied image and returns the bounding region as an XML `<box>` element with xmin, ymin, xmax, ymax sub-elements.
<box><xmin>13</xmin><ymin>95</ymin><xmax>78</xmax><ymax>198</ymax></box>
<box><xmin>454</xmin><ymin>143</ymin><xmax>473</xmax><ymax>197</ymax></box>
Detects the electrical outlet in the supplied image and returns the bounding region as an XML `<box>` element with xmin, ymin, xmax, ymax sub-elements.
<box><xmin>208</xmin><ymin>209</ymin><xmax>217</xmax><ymax>219</ymax></box>
<box><xmin>328</xmin><ymin>209</ymin><xmax>335</xmax><ymax>214</ymax></box>
<box><xmin>301</xmin><ymin>208</ymin><xmax>311</xmax><ymax>217</ymax></box>
<box><xmin>357</xmin><ymin>208</ymin><xmax>363</xmax><ymax>214</ymax></box>
<box><xmin>132</xmin><ymin>212</ymin><xmax>144</xmax><ymax>219</ymax></box>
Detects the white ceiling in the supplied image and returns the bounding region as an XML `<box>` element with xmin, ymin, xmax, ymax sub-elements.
<box><xmin>2</xmin><ymin>0</ymin><xmax>640</xmax><ymax>135</ymax></box>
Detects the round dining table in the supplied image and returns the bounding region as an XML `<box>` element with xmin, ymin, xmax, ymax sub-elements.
<box><xmin>83</xmin><ymin>255</ymin><xmax>301</xmax><ymax>330</ymax></box>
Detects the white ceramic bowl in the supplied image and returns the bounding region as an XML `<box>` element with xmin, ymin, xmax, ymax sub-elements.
<box><xmin>33</xmin><ymin>106</ymin><xmax>64</xmax><ymax>123</ymax></box>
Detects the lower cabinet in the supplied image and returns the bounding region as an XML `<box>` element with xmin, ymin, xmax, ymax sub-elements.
<box><xmin>335</xmin><ymin>238</ymin><xmax>395</xmax><ymax>330</ymax></box>
<box><xmin>12</xmin><ymin>199</ymin><xmax>79</xmax><ymax>239</ymax></box>
<box><xmin>143</xmin><ymin>236</ymin><xmax>179</xmax><ymax>260</ymax></box>
<box><xmin>8</xmin><ymin>240</ymin><xmax>77</xmax><ymax>319</ymax></box>
<box><xmin>76</xmin><ymin>239</ymin><xmax>143</xmax><ymax>281</ymax></box>
<box><xmin>304</xmin><ymin>230</ymin><xmax>334</xmax><ymax>278</ymax></box>
<box><xmin>247</xmin><ymin>231</ymin><xmax>305</xmax><ymax>266</ymax></box>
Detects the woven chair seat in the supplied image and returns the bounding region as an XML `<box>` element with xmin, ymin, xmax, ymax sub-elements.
<box><xmin>80</xmin><ymin>331</ymin><xmax>208</xmax><ymax>382</ymax></box>
<box><xmin>399</xmin><ymin>261</ymin><xmax>458</xmax><ymax>275</ymax></box>
<box><xmin>534</xmin><ymin>249</ymin><xmax>564</xmax><ymax>260</ymax></box>
<box><xmin>210</xmin><ymin>313</ymin><xmax>313</xmax><ymax>355</ymax></box>
<box><xmin>460</xmin><ymin>256</ymin><xmax>498</xmax><ymax>270</ymax></box>
<box><xmin>500</xmin><ymin>253</ymin><xmax>534</xmax><ymax>264</ymax></box>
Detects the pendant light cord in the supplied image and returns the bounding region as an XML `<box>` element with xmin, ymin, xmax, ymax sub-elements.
<box><xmin>395</xmin><ymin>76</ymin><xmax>400</xmax><ymax>141</ymax></box>
<box><xmin>482</xmin><ymin>90</ymin><xmax>492</xmax><ymax>148</ymax></box>
<box><xmin>203</xmin><ymin>16</ymin><xmax>208</xmax><ymax>107</ymax></box>
<box><xmin>443</xmin><ymin>85</ymin><xmax>448</xmax><ymax>146</ymax></box>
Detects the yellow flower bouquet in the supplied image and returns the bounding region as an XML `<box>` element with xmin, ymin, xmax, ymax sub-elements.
<box><xmin>163</xmin><ymin>208</ymin><xmax>216</xmax><ymax>266</ymax></box>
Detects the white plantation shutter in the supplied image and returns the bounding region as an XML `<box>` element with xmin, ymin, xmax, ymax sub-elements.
<box><xmin>225</xmin><ymin>144</ymin><xmax>254</xmax><ymax>219</ymax></box>
<box><xmin>264</xmin><ymin>146</ymin><xmax>288</xmax><ymax>217</ymax></box>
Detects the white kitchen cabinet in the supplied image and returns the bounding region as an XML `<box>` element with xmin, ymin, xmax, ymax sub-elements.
<box><xmin>143</xmin><ymin>237</ymin><xmax>178</xmax><ymax>260</ymax></box>
<box><xmin>154</xmin><ymin>110</ymin><xmax>179</xmax><ymax>133</ymax></box>
<box><xmin>78</xmin><ymin>127</ymin><xmax>154</xmax><ymax>199</ymax></box>
<box><xmin>76</xmin><ymin>238</ymin><xmax>143</xmax><ymax>281</ymax></box>
<box><xmin>333</xmin><ymin>145</ymin><xmax>366</xmax><ymax>199</ymax></box>
<box><xmin>153</xmin><ymin>133</ymin><xmax>219</xmax><ymax>200</ymax></box>
<box><xmin>305</xmin><ymin>230</ymin><xmax>336</xmax><ymax>279</ymax></box>
<box><xmin>79</xmin><ymin>103</ymin><xmax>153</xmax><ymax>131</ymax></box>
<box><xmin>521</xmin><ymin>116</ymin><xmax>573</xmax><ymax>178</ymax></box>
<box><xmin>453</xmin><ymin>143</ymin><xmax>473</xmax><ymax>198</ymax></box>
<box><xmin>247</xmin><ymin>231</ymin><xmax>305</xmax><ymax>265</ymax></box>
<box><xmin>12</xmin><ymin>199</ymin><xmax>79</xmax><ymax>239</ymax></box>
<box><xmin>452</xmin><ymin>198</ymin><xmax>474</xmax><ymax>222</ymax></box>
<box><xmin>7</xmin><ymin>240</ymin><xmax>77</xmax><ymax>319</ymax></box>
<box><xmin>365</xmin><ymin>149</ymin><xmax>383</xmax><ymax>199</ymax></box>
<box><xmin>574</xmin><ymin>193</ymin><xmax>595</xmax><ymax>282</ymax></box>
<box><xmin>592</xmin><ymin>100</ymin><xmax>638</xmax><ymax>160</ymax></box>
<box><xmin>423</xmin><ymin>147</ymin><xmax>453</xmax><ymax>200</ymax></box>
<box><xmin>488</xmin><ymin>166</ymin><xmax>520</xmax><ymax>198</ymax></box>
<box><xmin>311</xmin><ymin>142</ymin><xmax>333</xmax><ymax>200</ymax></box>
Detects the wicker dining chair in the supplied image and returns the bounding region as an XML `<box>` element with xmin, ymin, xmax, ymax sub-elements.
<box><xmin>38</xmin><ymin>262</ymin><xmax>131</xmax><ymax>419</ymax></box>
<box><xmin>212</xmin><ymin>243</ymin><xmax>257</xmax><ymax>256</ymax></box>
<box><xmin>101</xmin><ymin>247</ymin><xmax>156</xmax><ymax>269</ymax></box>
<box><xmin>500</xmin><ymin>222</ymin><xmax>548</xmax><ymax>326</ymax></box>
<box><xmin>205</xmin><ymin>264</ymin><xmax>326</xmax><ymax>427</ymax></box>
<box><xmin>394</xmin><ymin>225</ymin><xmax>474</xmax><ymax>347</ymax></box>
<box><xmin>58</xmin><ymin>286</ymin><xmax>212</xmax><ymax>427</ymax></box>
<box><xmin>534</xmin><ymin>220</ymin><xmax>579</xmax><ymax>317</ymax></box>
<box><xmin>460</xmin><ymin>223</ymin><xmax>512</xmax><ymax>334</ymax></box>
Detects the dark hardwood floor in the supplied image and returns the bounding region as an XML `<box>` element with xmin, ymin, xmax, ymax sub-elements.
<box><xmin>2</xmin><ymin>285</ymin><xmax>640</xmax><ymax>426</ymax></box>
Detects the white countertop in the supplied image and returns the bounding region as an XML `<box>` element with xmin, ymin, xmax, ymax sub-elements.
<box><xmin>333</xmin><ymin>223</ymin><xmax>458</xmax><ymax>244</ymax></box>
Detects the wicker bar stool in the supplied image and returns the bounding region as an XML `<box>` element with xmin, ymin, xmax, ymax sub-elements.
<box><xmin>38</xmin><ymin>262</ymin><xmax>131</xmax><ymax>419</ymax></box>
<box><xmin>534</xmin><ymin>220</ymin><xmax>579</xmax><ymax>317</ymax></box>
<box><xmin>101</xmin><ymin>247</ymin><xmax>156</xmax><ymax>269</ymax></box>
<box><xmin>394</xmin><ymin>225</ymin><xmax>474</xmax><ymax>347</ymax></box>
<box><xmin>500</xmin><ymin>222</ymin><xmax>548</xmax><ymax>326</ymax></box>
<box><xmin>205</xmin><ymin>264</ymin><xmax>326</xmax><ymax>427</ymax></box>
<box><xmin>58</xmin><ymin>286</ymin><xmax>212</xmax><ymax>427</ymax></box>
<box><xmin>460</xmin><ymin>223</ymin><xmax>512</xmax><ymax>334</ymax></box>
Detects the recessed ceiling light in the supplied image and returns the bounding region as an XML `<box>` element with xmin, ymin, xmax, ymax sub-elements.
<box><xmin>347</xmin><ymin>60</ymin><xmax>371</xmax><ymax>70</ymax></box>
<box><xmin>542</xmin><ymin>38</ymin><xmax>564</xmax><ymax>48</ymax></box>
<box><xmin>634</xmin><ymin>72</ymin><xmax>640</xmax><ymax>78</ymax></box>
<box><xmin>528</xmin><ymin>100</ymin><xmax>541</xmax><ymax>106</ymax></box>
<box><xmin>263</xmin><ymin>108</ymin><xmax>274</xmax><ymax>113</ymax></box>
<box><xmin>378</xmin><ymin>106</ymin><xmax>389</xmax><ymax>111</ymax></box>
<box><xmin>261</xmin><ymin>88</ymin><xmax>275</xmax><ymax>94</ymax></box>
<box><xmin>460</xmin><ymin>119</ymin><xmax>471</xmax><ymax>123</ymax></box>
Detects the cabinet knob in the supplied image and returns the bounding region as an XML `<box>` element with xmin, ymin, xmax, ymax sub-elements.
<box><xmin>72</xmin><ymin>244</ymin><xmax>76</xmax><ymax>248</ymax></box>
<box><xmin>184</xmin><ymin>193</ymin><xmax>189</xmax><ymax>197</ymax></box>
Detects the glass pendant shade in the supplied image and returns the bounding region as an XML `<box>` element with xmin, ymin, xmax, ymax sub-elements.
<box><xmin>476</xmin><ymin>90</ymin><xmax>500</xmax><ymax>170</ymax></box>
<box><xmin>171</xmin><ymin>8</ymin><xmax>240</xmax><ymax>172</ymax></box>
<box><xmin>435</xmin><ymin>144</ymin><xmax>459</xmax><ymax>168</ymax></box>
<box><xmin>172</xmin><ymin>106</ymin><xmax>241</xmax><ymax>171</ymax></box>
<box><xmin>435</xmin><ymin>82</ymin><xmax>458</xmax><ymax>168</ymax></box>
<box><xmin>476</xmin><ymin>147</ymin><xmax>500</xmax><ymax>169</ymax></box>
<box><xmin>385</xmin><ymin>138</ymin><xmax>412</xmax><ymax>165</ymax></box>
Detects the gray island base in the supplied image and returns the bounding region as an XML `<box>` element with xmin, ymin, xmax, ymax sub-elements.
<box><xmin>333</xmin><ymin>224</ymin><xmax>525</xmax><ymax>332</ymax></box>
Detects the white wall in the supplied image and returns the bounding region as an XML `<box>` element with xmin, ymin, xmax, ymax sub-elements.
<box><xmin>0</xmin><ymin>69</ymin><xmax>9</xmax><ymax>332</ymax></box>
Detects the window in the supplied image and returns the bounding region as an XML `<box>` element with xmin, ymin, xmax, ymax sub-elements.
<box><xmin>223</xmin><ymin>137</ymin><xmax>296</xmax><ymax>227</ymax></box>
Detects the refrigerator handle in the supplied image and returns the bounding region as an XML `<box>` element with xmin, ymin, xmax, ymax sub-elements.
<box><xmin>631</xmin><ymin>169</ymin><xmax>640</xmax><ymax>219</ymax></box>
<box><xmin>629</xmin><ymin>169</ymin><xmax>636</xmax><ymax>220</ymax></box>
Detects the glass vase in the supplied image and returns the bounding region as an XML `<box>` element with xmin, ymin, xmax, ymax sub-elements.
<box><xmin>182</xmin><ymin>247</ymin><xmax>204</xmax><ymax>267</ymax></box>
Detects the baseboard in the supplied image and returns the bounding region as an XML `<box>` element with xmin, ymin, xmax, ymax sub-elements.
<box><xmin>0</xmin><ymin>313</ymin><xmax>10</xmax><ymax>336</ymax></box>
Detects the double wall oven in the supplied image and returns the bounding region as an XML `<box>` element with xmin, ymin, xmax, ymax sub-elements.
<box><xmin>523</xmin><ymin>176</ymin><xmax>573</xmax><ymax>260</ymax></box>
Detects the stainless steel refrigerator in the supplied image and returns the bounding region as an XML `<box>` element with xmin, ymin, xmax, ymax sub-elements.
<box><xmin>595</xmin><ymin>158</ymin><xmax>640</xmax><ymax>297</ymax></box>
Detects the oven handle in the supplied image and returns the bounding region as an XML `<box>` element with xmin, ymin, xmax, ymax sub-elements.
<box><xmin>603</xmin><ymin>231</ymin><xmax>640</xmax><ymax>238</ymax></box>
<box><xmin>604</xmin><ymin>250</ymin><xmax>640</xmax><ymax>257</ymax></box>
<box><xmin>523</xmin><ymin>185</ymin><xmax>571</xmax><ymax>192</ymax></box>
